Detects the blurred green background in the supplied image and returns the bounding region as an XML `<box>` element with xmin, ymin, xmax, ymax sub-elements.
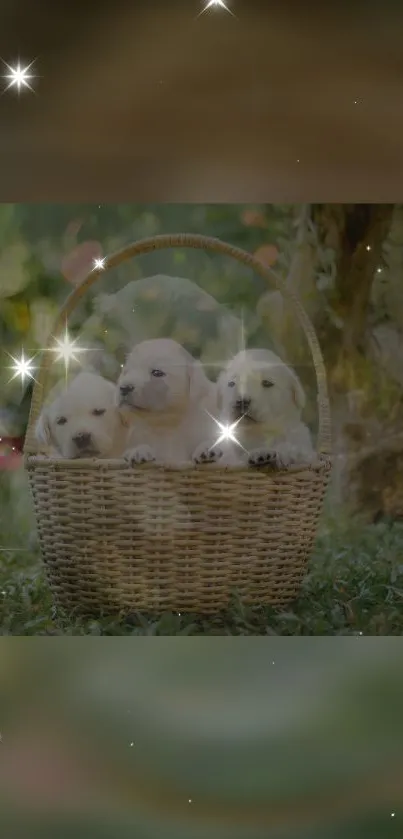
<box><xmin>0</xmin><ymin>638</ymin><xmax>402</xmax><ymax>837</ymax></box>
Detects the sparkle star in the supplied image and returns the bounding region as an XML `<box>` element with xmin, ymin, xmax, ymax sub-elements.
<box><xmin>52</xmin><ymin>330</ymin><xmax>83</xmax><ymax>365</ymax></box>
<box><xmin>2</xmin><ymin>59</ymin><xmax>36</xmax><ymax>93</ymax></box>
<box><xmin>206</xmin><ymin>412</ymin><xmax>246</xmax><ymax>451</ymax></box>
<box><xmin>198</xmin><ymin>0</ymin><xmax>236</xmax><ymax>18</ymax></box>
<box><xmin>46</xmin><ymin>328</ymin><xmax>87</xmax><ymax>380</ymax></box>
<box><xmin>214</xmin><ymin>418</ymin><xmax>243</xmax><ymax>446</ymax></box>
<box><xmin>92</xmin><ymin>257</ymin><xmax>106</xmax><ymax>271</ymax></box>
<box><xmin>7</xmin><ymin>350</ymin><xmax>37</xmax><ymax>384</ymax></box>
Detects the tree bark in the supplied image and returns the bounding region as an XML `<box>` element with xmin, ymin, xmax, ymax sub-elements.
<box><xmin>311</xmin><ymin>204</ymin><xmax>403</xmax><ymax>519</ymax></box>
<box><xmin>312</xmin><ymin>203</ymin><xmax>394</xmax><ymax>355</ymax></box>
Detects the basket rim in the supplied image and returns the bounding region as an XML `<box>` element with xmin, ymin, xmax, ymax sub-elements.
<box><xmin>25</xmin><ymin>452</ymin><xmax>332</xmax><ymax>475</ymax></box>
<box><xmin>23</xmin><ymin>232</ymin><xmax>331</xmax><ymax>457</ymax></box>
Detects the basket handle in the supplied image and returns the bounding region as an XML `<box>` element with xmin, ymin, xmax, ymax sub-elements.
<box><xmin>24</xmin><ymin>233</ymin><xmax>331</xmax><ymax>456</ymax></box>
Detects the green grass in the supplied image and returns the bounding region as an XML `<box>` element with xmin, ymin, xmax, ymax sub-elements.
<box><xmin>1</xmin><ymin>472</ymin><xmax>403</xmax><ymax>634</ymax></box>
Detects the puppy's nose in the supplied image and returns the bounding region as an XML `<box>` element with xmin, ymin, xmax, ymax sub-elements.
<box><xmin>235</xmin><ymin>398</ymin><xmax>251</xmax><ymax>412</ymax></box>
<box><xmin>120</xmin><ymin>384</ymin><xmax>134</xmax><ymax>397</ymax></box>
<box><xmin>73</xmin><ymin>432</ymin><xmax>92</xmax><ymax>449</ymax></box>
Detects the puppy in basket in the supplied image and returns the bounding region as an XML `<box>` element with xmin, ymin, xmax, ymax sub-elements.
<box><xmin>117</xmin><ymin>338</ymin><xmax>216</xmax><ymax>465</ymax></box>
<box><xmin>35</xmin><ymin>371</ymin><xmax>130</xmax><ymax>458</ymax></box>
<box><xmin>193</xmin><ymin>348</ymin><xmax>315</xmax><ymax>469</ymax></box>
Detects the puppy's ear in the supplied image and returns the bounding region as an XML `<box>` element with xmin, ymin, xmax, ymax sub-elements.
<box><xmin>188</xmin><ymin>359</ymin><xmax>211</xmax><ymax>402</ymax></box>
<box><xmin>289</xmin><ymin>370</ymin><xmax>306</xmax><ymax>410</ymax></box>
<box><xmin>180</xmin><ymin>347</ymin><xmax>210</xmax><ymax>402</ymax></box>
<box><xmin>35</xmin><ymin>409</ymin><xmax>52</xmax><ymax>446</ymax></box>
<box><xmin>215</xmin><ymin>371</ymin><xmax>226</xmax><ymax>412</ymax></box>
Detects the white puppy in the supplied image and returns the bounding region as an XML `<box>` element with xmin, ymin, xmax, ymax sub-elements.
<box><xmin>193</xmin><ymin>348</ymin><xmax>315</xmax><ymax>469</ymax></box>
<box><xmin>116</xmin><ymin>338</ymin><xmax>216</xmax><ymax>465</ymax></box>
<box><xmin>35</xmin><ymin>371</ymin><xmax>129</xmax><ymax>459</ymax></box>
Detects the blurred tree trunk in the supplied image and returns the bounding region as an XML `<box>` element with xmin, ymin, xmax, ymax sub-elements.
<box><xmin>263</xmin><ymin>203</ymin><xmax>400</xmax><ymax>518</ymax></box>
<box><xmin>277</xmin><ymin>204</ymin><xmax>394</xmax><ymax>366</ymax></box>
<box><xmin>310</xmin><ymin>204</ymin><xmax>402</xmax><ymax>519</ymax></box>
<box><xmin>312</xmin><ymin>203</ymin><xmax>394</xmax><ymax>358</ymax></box>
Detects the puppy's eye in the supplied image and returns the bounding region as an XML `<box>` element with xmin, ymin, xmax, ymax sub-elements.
<box><xmin>92</xmin><ymin>409</ymin><xmax>106</xmax><ymax>416</ymax></box>
<box><xmin>228</xmin><ymin>381</ymin><xmax>236</xmax><ymax>388</ymax></box>
<box><xmin>261</xmin><ymin>380</ymin><xmax>274</xmax><ymax>388</ymax></box>
<box><xmin>151</xmin><ymin>369</ymin><xmax>166</xmax><ymax>378</ymax></box>
<box><xmin>56</xmin><ymin>417</ymin><xmax>67</xmax><ymax>425</ymax></box>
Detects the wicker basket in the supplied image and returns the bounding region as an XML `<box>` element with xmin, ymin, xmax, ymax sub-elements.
<box><xmin>24</xmin><ymin>233</ymin><xmax>331</xmax><ymax>615</ymax></box>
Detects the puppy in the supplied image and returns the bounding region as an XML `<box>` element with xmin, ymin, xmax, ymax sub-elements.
<box><xmin>35</xmin><ymin>371</ymin><xmax>129</xmax><ymax>458</ymax></box>
<box><xmin>116</xmin><ymin>338</ymin><xmax>216</xmax><ymax>465</ymax></box>
<box><xmin>193</xmin><ymin>348</ymin><xmax>315</xmax><ymax>469</ymax></box>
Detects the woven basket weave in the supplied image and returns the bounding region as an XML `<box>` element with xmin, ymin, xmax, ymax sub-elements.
<box><xmin>24</xmin><ymin>233</ymin><xmax>331</xmax><ymax>615</ymax></box>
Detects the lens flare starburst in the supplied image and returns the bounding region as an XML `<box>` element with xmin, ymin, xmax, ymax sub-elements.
<box><xmin>205</xmin><ymin>412</ymin><xmax>247</xmax><ymax>452</ymax></box>
<box><xmin>92</xmin><ymin>257</ymin><xmax>106</xmax><ymax>271</ymax></box>
<box><xmin>6</xmin><ymin>331</ymin><xmax>90</xmax><ymax>392</ymax></box>
<box><xmin>2</xmin><ymin>59</ymin><xmax>36</xmax><ymax>93</ymax></box>
<box><xmin>7</xmin><ymin>350</ymin><xmax>37</xmax><ymax>384</ymax></box>
<box><xmin>46</xmin><ymin>328</ymin><xmax>88</xmax><ymax>380</ymax></box>
<box><xmin>198</xmin><ymin>0</ymin><xmax>236</xmax><ymax>18</ymax></box>
<box><xmin>52</xmin><ymin>333</ymin><xmax>82</xmax><ymax>364</ymax></box>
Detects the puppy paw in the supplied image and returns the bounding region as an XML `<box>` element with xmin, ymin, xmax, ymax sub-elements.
<box><xmin>124</xmin><ymin>444</ymin><xmax>156</xmax><ymax>465</ymax></box>
<box><xmin>273</xmin><ymin>443</ymin><xmax>314</xmax><ymax>469</ymax></box>
<box><xmin>248</xmin><ymin>446</ymin><xmax>306</xmax><ymax>469</ymax></box>
<box><xmin>248</xmin><ymin>448</ymin><xmax>284</xmax><ymax>469</ymax></box>
<box><xmin>192</xmin><ymin>442</ymin><xmax>224</xmax><ymax>465</ymax></box>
